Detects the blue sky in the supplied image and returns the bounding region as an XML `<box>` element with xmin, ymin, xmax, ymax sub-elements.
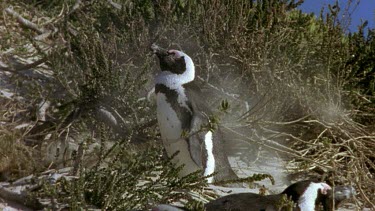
<box><xmin>299</xmin><ymin>0</ymin><xmax>375</xmax><ymax>33</ymax></box>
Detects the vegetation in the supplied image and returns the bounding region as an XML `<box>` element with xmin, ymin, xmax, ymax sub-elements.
<box><xmin>0</xmin><ymin>0</ymin><xmax>374</xmax><ymax>209</ymax></box>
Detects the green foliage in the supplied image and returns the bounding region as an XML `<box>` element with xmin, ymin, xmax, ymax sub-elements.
<box><xmin>344</xmin><ymin>27</ymin><xmax>375</xmax><ymax>124</ymax></box>
<box><xmin>185</xmin><ymin>200</ymin><xmax>206</xmax><ymax>211</ymax></box>
<box><xmin>0</xmin><ymin>131</ymin><xmax>39</xmax><ymax>179</ymax></box>
<box><xmin>214</xmin><ymin>173</ymin><xmax>275</xmax><ymax>186</ymax></box>
<box><xmin>81</xmin><ymin>145</ymin><xmax>206</xmax><ymax>210</ymax></box>
<box><xmin>276</xmin><ymin>194</ymin><xmax>295</xmax><ymax>211</ymax></box>
<box><xmin>36</xmin><ymin>143</ymin><xmax>206</xmax><ymax>210</ymax></box>
<box><xmin>219</xmin><ymin>99</ymin><xmax>230</xmax><ymax>113</ymax></box>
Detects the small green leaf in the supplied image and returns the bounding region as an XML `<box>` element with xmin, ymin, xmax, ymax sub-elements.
<box><xmin>220</xmin><ymin>99</ymin><xmax>230</xmax><ymax>112</ymax></box>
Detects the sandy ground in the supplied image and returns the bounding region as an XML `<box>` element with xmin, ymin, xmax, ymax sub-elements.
<box><xmin>0</xmin><ymin>201</ymin><xmax>32</xmax><ymax>211</ymax></box>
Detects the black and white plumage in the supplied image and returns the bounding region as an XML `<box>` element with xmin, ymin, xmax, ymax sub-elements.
<box><xmin>153</xmin><ymin>180</ymin><xmax>355</xmax><ymax>211</ymax></box>
<box><xmin>151</xmin><ymin>44</ymin><xmax>237</xmax><ymax>183</ymax></box>
<box><xmin>205</xmin><ymin>180</ymin><xmax>334</xmax><ymax>211</ymax></box>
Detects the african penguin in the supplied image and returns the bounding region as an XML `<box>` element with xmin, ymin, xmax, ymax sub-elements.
<box><xmin>205</xmin><ymin>180</ymin><xmax>333</xmax><ymax>211</ymax></box>
<box><xmin>152</xmin><ymin>181</ymin><xmax>355</xmax><ymax>211</ymax></box>
<box><xmin>151</xmin><ymin>44</ymin><xmax>237</xmax><ymax>183</ymax></box>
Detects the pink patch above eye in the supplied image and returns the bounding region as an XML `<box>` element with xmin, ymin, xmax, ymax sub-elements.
<box><xmin>168</xmin><ymin>50</ymin><xmax>181</xmax><ymax>58</ymax></box>
<box><xmin>320</xmin><ymin>183</ymin><xmax>332</xmax><ymax>195</ymax></box>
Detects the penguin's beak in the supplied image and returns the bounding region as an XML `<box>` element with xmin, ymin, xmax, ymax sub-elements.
<box><xmin>151</xmin><ymin>43</ymin><xmax>168</xmax><ymax>58</ymax></box>
<box><xmin>331</xmin><ymin>185</ymin><xmax>356</xmax><ymax>200</ymax></box>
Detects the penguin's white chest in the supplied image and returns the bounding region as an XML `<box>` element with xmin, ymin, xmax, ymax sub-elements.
<box><xmin>156</xmin><ymin>93</ymin><xmax>182</xmax><ymax>141</ymax></box>
<box><xmin>156</xmin><ymin>93</ymin><xmax>200</xmax><ymax>175</ymax></box>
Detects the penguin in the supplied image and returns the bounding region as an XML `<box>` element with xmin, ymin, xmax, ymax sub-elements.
<box><xmin>153</xmin><ymin>180</ymin><xmax>355</xmax><ymax>211</ymax></box>
<box><xmin>151</xmin><ymin>44</ymin><xmax>237</xmax><ymax>183</ymax></box>
<box><xmin>204</xmin><ymin>180</ymin><xmax>335</xmax><ymax>211</ymax></box>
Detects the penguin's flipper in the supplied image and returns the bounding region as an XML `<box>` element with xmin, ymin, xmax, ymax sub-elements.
<box><xmin>184</xmin><ymin>81</ymin><xmax>212</xmax><ymax>170</ymax></box>
<box><xmin>184</xmin><ymin>81</ymin><xmax>238</xmax><ymax>182</ymax></box>
<box><xmin>188</xmin><ymin>110</ymin><xmax>206</xmax><ymax>168</ymax></box>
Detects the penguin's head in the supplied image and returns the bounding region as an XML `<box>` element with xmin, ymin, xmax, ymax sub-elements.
<box><xmin>151</xmin><ymin>44</ymin><xmax>191</xmax><ymax>74</ymax></box>
<box><xmin>281</xmin><ymin>180</ymin><xmax>332</xmax><ymax>210</ymax></box>
<box><xmin>321</xmin><ymin>185</ymin><xmax>356</xmax><ymax>211</ymax></box>
<box><xmin>282</xmin><ymin>180</ymin><xmax>331</xmax><ymax>201</ymax></box>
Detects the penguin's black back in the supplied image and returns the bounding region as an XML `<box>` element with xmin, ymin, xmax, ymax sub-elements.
<box><xmin>205</xmin><ymin>192</ymin><xmax>285</xmax><ymax>211</ymax></box>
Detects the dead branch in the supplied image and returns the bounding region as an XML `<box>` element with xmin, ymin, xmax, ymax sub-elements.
<box><xmin>107</xmin><ymin>0</ymin><xmax>122</xmax><ymax>10</ymax></box>
<box><xmin>261</xmin><ymin>115</ymin><xmax>311</xmax><ymax>125</ymax></box>
<box><xmin>0</xmin><ymin>184</ymin><xmax>43</xmax><ymax>209</ymax></box>
<box><xmin>69</xmin><ymin>0</ymin><xmax>82</xmax><ymax>15</ymax></box>
<box><xmin>0</xmin><ymin>57</ymin><xmax>47</xmax><ymax>74</ymax></box>
<box><xmin>4</xmin><ymin>7</ymin><xmax>46</xmax><ymax>34</ymax></box>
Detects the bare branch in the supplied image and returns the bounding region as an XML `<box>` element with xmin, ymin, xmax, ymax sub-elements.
<box><xmin>0</xmin><ymin>57</ymin><xmax>47</xmax><ymax>74</ymax></box>
<box><xmin>4</xmin><ymin>7</ymin><xmax>46</xmax><ymax>34</ymax></box>
<box><xmin>107</xmin><ymin>0</ymin><xmax>122</xmax><ymax>10</ymax></box>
